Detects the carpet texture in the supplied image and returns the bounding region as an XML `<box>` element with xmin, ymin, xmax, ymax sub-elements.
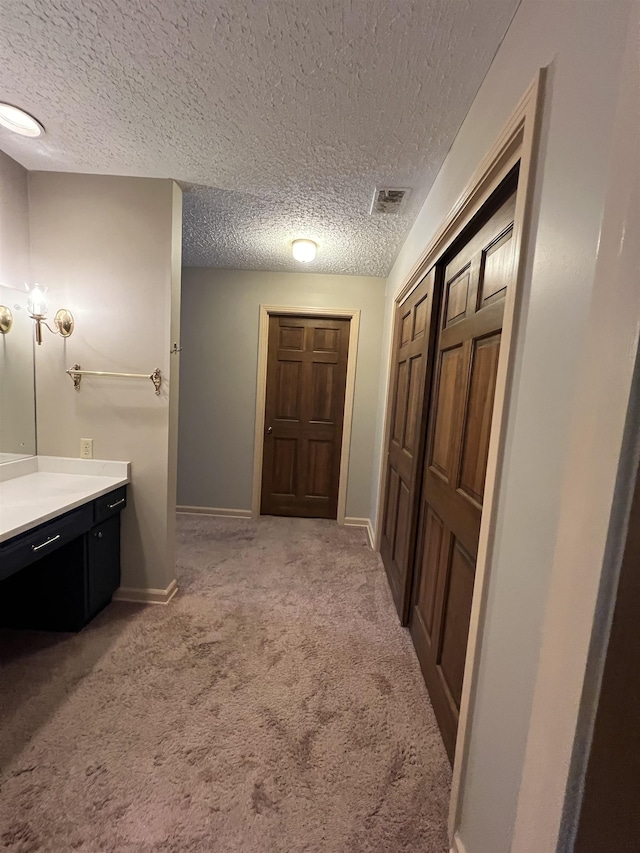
<box><xmin>0</xmin><ymin>515</ymin><xmax>451</xmax><ymax>852</ymax></box>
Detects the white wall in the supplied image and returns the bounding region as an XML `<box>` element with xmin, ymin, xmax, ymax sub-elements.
<box><xmin>0</xmin><ymin>151</ymin><xmax>35</xmax><ymax>458</ymax></box>
<box><xmin>29</xmin><ymin>172</ymin><xmax>182</xmax><ymax>594</ymax></box>
<box><xmin>178</xmin><ymin>268</ymin><xmax>386</xmax><ymax>521</ymax></box>
<box><xmin>512</xmin><ymin>9</ymin><xmax>640</xmax><ymax>850</ymax></box>
<box><xmin>370</xmin><ymin>1</ymin><xmax>638</xmax><ymax>851</ymax></box>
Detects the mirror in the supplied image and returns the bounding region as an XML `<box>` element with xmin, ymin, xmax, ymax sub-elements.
<box><xmin>0</xmin><ymin>150</ymin><xmax>36</xmax><ymax>463</ymax></box>
<box><xmin>0</xmin><ymin>284</ymin><xmax>36</xmax><ymax>461</ymax></box>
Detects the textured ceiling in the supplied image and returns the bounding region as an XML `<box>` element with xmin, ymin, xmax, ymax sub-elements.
<box><xmin>0</xmin><ymin>0</ymin><xmax>520</xmax><ymax>276</ymax></box>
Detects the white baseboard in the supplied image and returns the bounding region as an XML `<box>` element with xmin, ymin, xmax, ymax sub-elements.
<box><xmin>176</xmin><ymin>505</ymin><xmax>252</xmax><ymax>519</ymax></box>
<box><xmin>450</xmin><ymin>832</ymin><xmax>467</xmax><ymax>853</ymax></box>
<box><xmin>113</xmin><ymin>578</ymin><xmax>178</xmax><ymax>605</ymax></box>
<box><xmin>178</xmin><ymin>507</ymin><xmax>375</xmax><ymax>547</ymax></box>
<box><xmin>367</xmin><ymin>519</ymin><xmax>376</xmax><ymax>551</ymax></box>
<box><xmin>343</xmin><ymin>517</ymin><xmax>375</xmax><ymax>549</ymax></box>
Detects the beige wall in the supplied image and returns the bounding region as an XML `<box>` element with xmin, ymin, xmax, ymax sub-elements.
<box><xmin>0</xmin><ymin>151</ymin><xmax>35</xmax><ymax>458</ymax></box>
<box><xmin>178</xmin><ymin>268</ymin><xmax>386</xmax><ymax>521</ymax></box>
<box><xmin>28</xmin><ymin>172</ymin><xmax>182</xmax><ymax>594</ymax></box>
<box><xmin>371</xmin><ymin>1</ymin><xmax>638</xmax><ymax>851</ymax></box>
<box><xmin>512</xmin><ymin>9</ymin><xmax>640</xmax><ymax>850</ymax></box>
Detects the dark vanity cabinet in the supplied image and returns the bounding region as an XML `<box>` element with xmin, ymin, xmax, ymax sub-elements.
<box><xmin>0</xmin><ymin>486</ymin><xmax>127</xmax><ymax>632</ymax></box>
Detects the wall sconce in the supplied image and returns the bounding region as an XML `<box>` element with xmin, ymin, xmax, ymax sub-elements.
<box><xmin>26</xmin><ymin>284</ymin><xmax>74</xmax><ymax>345</ymax></box>
<box><xmin>0</xmin><ymin>305</ymin><xmax>13</xmax><ymax>334</ymax></box>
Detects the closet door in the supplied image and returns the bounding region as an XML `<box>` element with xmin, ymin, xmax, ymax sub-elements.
<box><xmin>409</xmin><ymin>181</ymin><xmax>517</xmax><ymax>762</ymax></box>
<box><xmin>380</xmin><ymin>269</ymin><xmax>435</xmax><ymax>622</ymax></box>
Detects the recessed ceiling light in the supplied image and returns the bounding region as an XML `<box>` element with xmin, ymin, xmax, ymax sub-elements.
<box><xmin>292</xmin><ymin>239</ymin><xmax>317</xmax><ymax>263</ymax></box>
<box><xmin>0</xmin><ymin>103</ymin><xmax>44</xmax><ymax>137</ymax></box>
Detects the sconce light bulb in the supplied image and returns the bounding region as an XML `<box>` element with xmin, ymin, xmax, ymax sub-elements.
<box><xmin>27</xmin><ymin>283</ymin><xmax>47</xmax><ymax>317</ymax></box>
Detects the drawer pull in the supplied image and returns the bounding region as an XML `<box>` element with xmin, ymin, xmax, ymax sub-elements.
<box><xmin>31</xmin><ymin>534</ymin><xmax>61</xmax><ymax>552</ymax></box>
<box><xmin>107</xmin><ymin>498</ymin><xmax>125</xmax><ymax>510</ymax></box>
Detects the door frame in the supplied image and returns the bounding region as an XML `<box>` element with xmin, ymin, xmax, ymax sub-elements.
<box><xmin>373</xmin><ymin>71</ymin><xmax>545</xmax><ymax>845</ymax></box>
<box><xmin>251</xmin><ymin>305</ymin><xmax>361</xmax><ymax>524</ymax></box>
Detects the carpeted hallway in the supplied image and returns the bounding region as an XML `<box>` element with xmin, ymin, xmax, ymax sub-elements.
<box><xmin>0</xmin><ymin>515</ymin><xmax>451</xmax><ymax>852</ymax></box>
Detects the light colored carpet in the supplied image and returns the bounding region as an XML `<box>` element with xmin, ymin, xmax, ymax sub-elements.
<box><xmin>0</xmin><ymin>515</ymin><xmax>451</xmax><ymax>852</ymax></box>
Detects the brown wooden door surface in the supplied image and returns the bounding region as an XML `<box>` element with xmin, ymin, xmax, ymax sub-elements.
<box><xmin>409</xmin><ymin>179</ymin><xmax>517</xmax><ymax>762</ymax></box>
<box><xmin>261</xmin><ymin>315</ymin><xmax>350</xmax><ymax>519</ymax></box>
<box><xmin>573</xmin><ymin>448</ymin><xmax>640</xmax><ymax>853</ymax></box>
<box><xmin>380</xmin><ymin>269</ymin><xmax>435</xmax><ymax>622</ymax></box>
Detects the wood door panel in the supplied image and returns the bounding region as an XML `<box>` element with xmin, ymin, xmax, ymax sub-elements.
<box><xmin>313</xmin><ymin>326</ymin><xmax>339</xmax><ymax>352</ymax></box>
<box><xmin>445</xmin><ymin>268</ymin><xmax>470</xmax><ymax>327</ymax></box>
<box><xmin>261</xmin><ymin>315</ymin><xmax>349</xmax><ymax>518</ymax></box>
<box><xmin>394</xmin><ymin>480</ymin><xmax>412</xmax><ymax>570</ymax></box>
<box><xmin>478</xmin><ymin>224</ymin><xmax>514</xmax><ymax>307</ymax></box>
<box><xmin>380</xmin><ymin>269</ymin><xmax>436</xmax><ymax>622</ymax></box>
<box><xmin>404</xmin><ymin>354</ymin><xmax>424</xmax><ymax>455</ymax></box>
<box><xmin>306</xmin><ymin>440</ymin><xmax>333</xmax><ymax>498</ymax></box>
<box><xmin>431</xmin><ymin>346</ymin><xmax>463</xmax><ymax>480</ymax></box>
<box><xmin>458</xmin><ymin>334</ymin><xmax>501</xmax><ymax>506</ymax></box>
<box><xmin>438</xmin><ymin>539</ymin><xmax>475</xmax><ymax>711</ymax></box>
<box><xmin>271</xmin><ymin>438</ymin><xmax>297</xmax><ymax>496</ymax></box>
<box><xmin>392</xmin><ymin>359</ymin><xmax>409</xmax><ymax>445</ymax></box>
<box><xmin>413</xmin><ymin>293</ymin><xmax>430</xmax><ymax>339</ymax></box>
<box><xmin>400</xmin><ymin>310</ymin><xmax>413</xmax><ymax>346</ymax></box>
<box><xmin>310</xmin><ymin>362</ymin><xmax>336</xmax><ymax>423</ymax></box>
<box><xmin>275</xmin><ymin>362</ymin><xmax>301</xmax><ymax>421</ymax></box>
<box><xmin>409</xmin><ymin>171</ymin><xmax>518</xmax><ymax>762</ymax></box>
<box><xmin>385</xmin><ymin>467</ymin><xmax>400</xmax><ymax>546</ymax></box>
<box><xmin>279</xmin><ymin>325</ymin><xmax>305</xmax><ymax>350</ymax></box>
<box><xmin>415</xmin><ymin>506</ymin><xmax>445</xmax><ymax>639</ymax></box>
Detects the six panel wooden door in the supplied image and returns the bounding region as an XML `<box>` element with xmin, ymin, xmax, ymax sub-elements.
<box><xmin>409</xmin><ymin>181</ymin><xmax>517</xmax><ymax>762</ymax></box>
<box><xmin>380</xmin><ymin>270</ymin><xmax>435</xmax><ymax>622</ymax></box>
<box><xmin>261</xmin><ymin>315</ymin><xmax>350</xmax><ymax>519</ymax></box>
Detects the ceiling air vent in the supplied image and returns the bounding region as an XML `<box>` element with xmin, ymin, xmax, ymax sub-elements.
<box><xmin>370</xmin><ymin>187</ymin><xmax>409</xmax><ymax>215</ymax></box>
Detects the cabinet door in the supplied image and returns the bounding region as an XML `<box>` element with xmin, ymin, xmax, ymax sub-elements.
<box><xmin>0</xmin><ymin>537</ymin><xmax>87</xmax><ymax>631</ymax></box>
<box><xmin>86</xmin><ymin>515</ymin><xmax>121</xmax><ymax>618</ymax></box>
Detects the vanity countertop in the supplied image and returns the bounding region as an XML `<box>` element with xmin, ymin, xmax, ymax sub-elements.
<box><xmin>0</xmin><ymin>456</ymin><xmax>130</xmax><ymax>543</ymax></box>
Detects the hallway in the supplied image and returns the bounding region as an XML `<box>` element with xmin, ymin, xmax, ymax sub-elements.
<box><xmin>0</xmin><ymin>516</ymin><xmax>450</xmax><ymax>853</ymax></box>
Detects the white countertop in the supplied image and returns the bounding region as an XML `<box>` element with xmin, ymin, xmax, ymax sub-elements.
<box><xmin>0</xmin><ymin>456</ymin><xmax>130</xmax><ymax>543</ymax></box>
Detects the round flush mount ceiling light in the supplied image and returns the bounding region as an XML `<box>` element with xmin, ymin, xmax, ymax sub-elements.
<box><xmin>0</xmin><ymin>103</ymin><xmax>44</xmax><ymax>137</ymax></box>
<box><xmin>292</xmin><ymin>239</ymin><xmax>317</xmax><ymax>263</ymax></box>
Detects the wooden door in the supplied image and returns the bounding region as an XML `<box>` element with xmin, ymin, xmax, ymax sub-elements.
<box><xmin>261</xmin><ymin>315</ymin><xmax>350</xmax><ymax>519</ymax></box>
<box><xmin>573</xmin><ymin>448</ymin><xmax>640</xmax><ymax>853</ymax></box>
<box><xmin>380</xmin><ymin>270</ymin><xmax>436</xmax><ymax>622</ymax></box>
<box><xmin>409</xmin><ymin>177</ymin><xmax>518</xmax><ymax>762</ymax></box>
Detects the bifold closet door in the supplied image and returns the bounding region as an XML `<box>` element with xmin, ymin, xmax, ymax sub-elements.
<box><xmin>409</xmin><ymin>180</ymin><xmax>517</xmax><ymax>762</ymax></box>
<box><xmin>380</xmin><ymin>269</ymin><xmax>435</xmax><ymax>623</ymax></box>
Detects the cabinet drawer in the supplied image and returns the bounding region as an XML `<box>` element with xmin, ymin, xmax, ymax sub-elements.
<box><xmin>0</xmin><ymin>504</ymin><xmax>93</xmax><ymax>581</ymax></box>
<box><xmin>94</xmin><ymin>487</ymin><xmax>127</xmax><ymax>523</ymax></box>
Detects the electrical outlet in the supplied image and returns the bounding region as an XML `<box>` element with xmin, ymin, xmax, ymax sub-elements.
<box><xmin>80</xmin><ymin>438</ymin><xmax>93</xmax><ymax>459</ymax></box>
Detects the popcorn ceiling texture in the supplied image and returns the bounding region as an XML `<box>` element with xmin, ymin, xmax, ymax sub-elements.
<box><xmin>0</xmin><ymin>0</ymin><xmax>519</xmax><ymax>275</ymax></box>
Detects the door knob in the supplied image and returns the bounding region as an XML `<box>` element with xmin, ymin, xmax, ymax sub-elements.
<box><xmin>266</xmin><ymin>426</ymin><xmax>273</xmax><ymax>434</ymax></box>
